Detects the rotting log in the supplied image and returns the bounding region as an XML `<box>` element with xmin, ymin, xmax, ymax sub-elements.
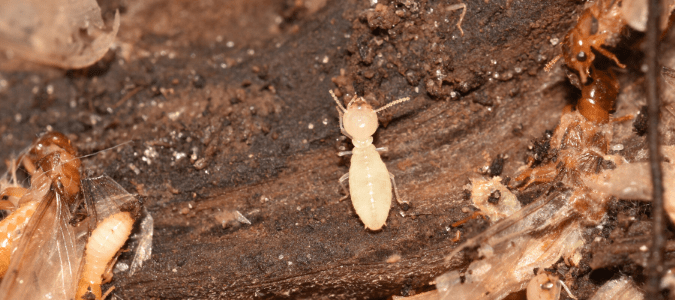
<box><xmin>0</xmin><ymin>0</ymin><xmax>631</xmax><ymax>298</ymax></box>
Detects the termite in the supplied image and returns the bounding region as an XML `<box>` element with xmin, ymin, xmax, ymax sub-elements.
<box><xmin>330</xmin><ymin>90</ymin><xmax>411</xmax><ymax>230</ymax></box>
<box><xmin>547</xmin><ymin>0</ymin><xmax>626</xmax><ymax>83</ymax></box>
<box><xmin>0</xmin><ymin>132</ymin><xmax>81</xmax><ymax>279</ymax></box>
<box><xmin>0</xmin><ymin>131</ymin><xmax>86</xmax><ymax>299</ymax></box>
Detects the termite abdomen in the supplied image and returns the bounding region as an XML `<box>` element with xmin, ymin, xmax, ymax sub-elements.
<box><xmin>577</xmin><ymin>67</ymin><xmax>619</xmax><ymax>124</ymax></box>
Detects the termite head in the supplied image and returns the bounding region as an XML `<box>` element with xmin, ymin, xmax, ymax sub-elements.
<box><xmin>30</xmin><ymin>132</ymin><xmax>77</xmax><ymax>159</ymax></box>
<box><xmin>343</xmin><ymin>98</ymin><xmax>379</xmax><ymax>141</ymax></box>
<box><xmin>562</xmin><ymin>11</ymin><xmax>597</xmax><ymax>83</ymax></box>
<box><xmin>330</xmin><ymin>90</ymin><xmax>411</xmax><ymax>144</ymax></box>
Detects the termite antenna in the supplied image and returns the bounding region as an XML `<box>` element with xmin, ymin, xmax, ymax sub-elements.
<box><xmin>544</xmin><ymin>54</ymin><xmax>562</xmax><ymax>72</ymax></box>
<box><xmin>447</xmin><ymin>3</ymin><xmax>466</xmax><ymax>36</ymax></box>
<box><xmin>558</xmin><ymin>280</ymin><xmax>578</xmax><ymax>300</ymax></box>
<box><xmin>374</xmin><ymin>97</ymin><xmax>411</xmax><ymax>113</ymax></box>
<box><xmin>329</xmin><ymin>90</ymin><xmax>347</xmax><ymax>113</ymax></box>
<box><xmin>78</xmin><ymin>140</ymin><xmax>134</xmax><ymax>159</ymax></box>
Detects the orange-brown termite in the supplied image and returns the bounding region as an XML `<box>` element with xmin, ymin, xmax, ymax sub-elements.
<box><xmin>330</xmin><ymin>90</ymin><xmax>411</xmax><ymax>230</ymax></box>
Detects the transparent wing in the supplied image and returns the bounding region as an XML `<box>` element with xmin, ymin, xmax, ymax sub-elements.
<box><xmin>0</xmin><ymin>188</ymin><xmax>87</xmax><ymax>300</ymax></box>
<box><xmin>82</xmin><ymin>175</ymin><xmax>141</xmax><ymax>224</ymax></box>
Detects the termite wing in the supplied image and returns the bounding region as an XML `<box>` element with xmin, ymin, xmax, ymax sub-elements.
<box><xmin>436</xmin><ymin>185</ymin><xmax>585</xmax><ymax>300</ymax></box>
<box><xmin>0</xmin><ymin>175</ymin><xmax>144</xmax><ymax>300</ymax></box>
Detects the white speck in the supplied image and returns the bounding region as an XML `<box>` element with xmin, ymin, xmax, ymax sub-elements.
<box><xmin>322</xmin><ymin>56</ymin><xmax>329</xmax><ymax>64</ymax></box>
<box><xmin>172</xmin><ymin>268</ymin><xmax>177</xmax><ymax>273</ymax></box>
<box><xmin>491</xmin><ymin>59</ymin><xmax>497</xmax><ymax>65</ymax></box>
<box><xmin>114</xmin><ymin>262</ymin><xmax>129</xmax><ymax>273</ymax></box>
<box><xmin>322</xmin><ymin>118</ymin><xmax>328</xmax><ymax>125</ymax></box>
<box><xmin>14</xmin><ymin>113</ymin><xmax>21</xmax><ymax>123</ymax></box>
<box><xmin>514</xmin><ymin>67</ymin><xmax>523</xmax><ymax>74</ymax></box>
<box><xmin>129</xmin><ymin>163</ymin><xmax>141</xmax><ymax>175</ymax></box>
<box><xmin>247</xmin><ymin>49</ymin><xmax>255</xmax><ymax>56</ymax></box>
<box><xmin>221</xmin><ymin>63</ymin><xmax>227</xmax><ymax>69</ymax></box>
<box><xmin>279</xmin><ymin>254</ymin><xmax>284</xmax><ymax>260</ymax></box>
<box><xmin>287</xmin><ymin>261</ymin><xmax>293</xmax><ymax>266</ymax></box>
<box><xmin>640</xmin><ymin>245</ymin><xmax>648</xmax><ymax>252</ymax></box>
<box><xmin>174</xmin><ymin>152</ymin><xmax>186</xmax><ymax>161</ymax></box>
<box><xmin>550</xmin><ymin>37</ymin><xmax>559</xmax><ymax>46</ymax></box>
<box><xmin>611</xmin><ymin>144</ymin><xmax>624</xmax><ymax>151</ymax></box>
<box><xmin>415</xmin><ymin>87</ymin><xmax>419</xmax><ymax>93</ymax></box>
<box><xmin>226</xmin><ymin>41</ymin><xmax>235</xmax><ymax>48</ymax></box>
<box><xmin>370</xmin><ymin>0</ymin><xmax>377</xmax><ymax>6</ymax></box>
<box><xmin>46</xmin><ymin>84</ymin><xmax>54</xmax><ymax>95</ymax></box>
<box><xmin>308</xmin><ymin>123</ymin><xmax>314</xmax><ymax>129</ymax></box>
<box><xmin>216</xmin><ymin>35</ymin><xmax>223</xmax><ymax>42</ymax></box>
<box><xmin>641</xmin><ymin>64</ymin><xmax>649</xmax><ymax>72</ymax></box>
<box><xmin>493</xmin><ymin>72</ymin><xmax>500</xmax><ymax>79</ymax></box>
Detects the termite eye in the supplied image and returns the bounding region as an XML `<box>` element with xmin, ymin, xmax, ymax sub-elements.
<box><xmin>1</xmin><ymin>195</ymin><xmax>8</xmax><ymax>200</ymax></box>
<box><xmin>577</xmin><ymin>51</ymin><xmax>587</xmax><ymax>62</ymax></box>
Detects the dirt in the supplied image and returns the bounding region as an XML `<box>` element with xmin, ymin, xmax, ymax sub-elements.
<box><xmin>0</xmin><ymin>0</ymin><xmax>671</xmax><ymax>299</ymax></box>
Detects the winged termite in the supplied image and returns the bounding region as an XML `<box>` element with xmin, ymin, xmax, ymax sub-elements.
<box><xmin>0</xmin><ymin>132</ymin><xmax>81</xmax><ymax>280</ymax></box>
<box><xmin>0</xmin><ymin>132</ymin><xmax>145</xmax><ymax>299</ymax></box>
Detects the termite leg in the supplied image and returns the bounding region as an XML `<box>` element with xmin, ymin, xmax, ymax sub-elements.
<box><xmin>338</xmin><ymin>151</ymin><xmax>353</xmax><ymax>157</ymax></box>
<box><xmin>594</xmin><ymin>46</ymin><xmax>626</xmax><ymax>68</ymax></box>
<box><xmin>544</xmin><ymin>54</ymin><xmax>562</xmax><ymax>72</ymax></box>
<box><xmin>375</xmin><ymin>147</ymin><xmax>388</xmax><ymax>153</ymax></box>
<box><xmin>101</xmin><ymin>286</ymin><xmax>116</xmax><ymax>300</ymax></box>
<box><xmin>21</xmin><ymin>156</ymin><xmax>36</xmax><ymax>175</ymax></box>
<box><xmin>447</xmin><ymin>3</ymin><xmax>466</xmax><ymax>36</ymax></box>
<box><xmin>338</xmin><ymin>173</ymin><xmax>350</xmax><ymax>201</ymax></box>
<box><xmin>389</xmin><ymin>173</ymin><xmax>410</xmax><ymax>210</ymax></box>
<box><xmin>0</xmin><ymin>200</ymin><xmax>14</xmax><ymax>211</ymax></box>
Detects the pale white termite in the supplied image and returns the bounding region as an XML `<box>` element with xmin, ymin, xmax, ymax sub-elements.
<box><xmin>330</xmin><ymin>90</ymin><xmax>411</xmax><ymax>230</ymax></box>
<box><xmin>76</xmin><ymin>211</ymin><xmax>135</xmax><ymax>300</ymax></box>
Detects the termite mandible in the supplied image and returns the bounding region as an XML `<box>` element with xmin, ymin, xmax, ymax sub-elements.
<box><xmin>330</xmin><ymin>90</ymin><xmax>411</xmax><ymax>230</ymax></box>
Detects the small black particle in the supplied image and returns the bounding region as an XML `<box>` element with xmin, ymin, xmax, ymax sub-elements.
<box><xmin>193</xmin><ymin>74</ymin><xmax>206</xmax><ymax>89</ymax></box>
<box><xmin>487</xmin><ymin>190</ymin><xmax>501</xmax><ymax>204</ymax></box>
<box><xmin>633</xmin><ymin>105</ymin><xmax>648</xmax><ymax>135</ymax></box>
<box><xmin>488</xmin><ymin>154</ymin><xmax>505</xmax><ymax>177</ymax></box>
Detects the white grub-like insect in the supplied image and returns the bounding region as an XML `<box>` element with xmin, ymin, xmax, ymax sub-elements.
<box><xmin>76</xmin><ymin>176</ymin><xmax>141</xmax><ymax>300</ymax></box>
<box><xmin>330</xmin><ymin>90</ymin><xmax>411</xmax><ymax>230</ymax></box>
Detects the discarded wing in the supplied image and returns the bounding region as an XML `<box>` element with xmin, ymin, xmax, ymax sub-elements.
<box><xmin>0</xmin><ymin>0</ymin><xmax>120</xmax><ymax>69</ymax></box>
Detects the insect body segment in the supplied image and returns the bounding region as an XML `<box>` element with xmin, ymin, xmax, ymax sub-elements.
<box><xmin>561</xmin><ymin>0</ymin><xmax>625</xmax><ymax>83</ymax></box>
<box><xmin>0</xmin><ymin>200</ymin><xmax>37</xmax><ymax>277</ymax></box>
<box><xmin>330</xmin><ymin>90</ymin><xmax>410</xmax><ymax>230</ymax></box>
<box><xmin>76</xmin><ymin>212</ymin><xmax>134</xmax><ymax>300</ymax></box>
